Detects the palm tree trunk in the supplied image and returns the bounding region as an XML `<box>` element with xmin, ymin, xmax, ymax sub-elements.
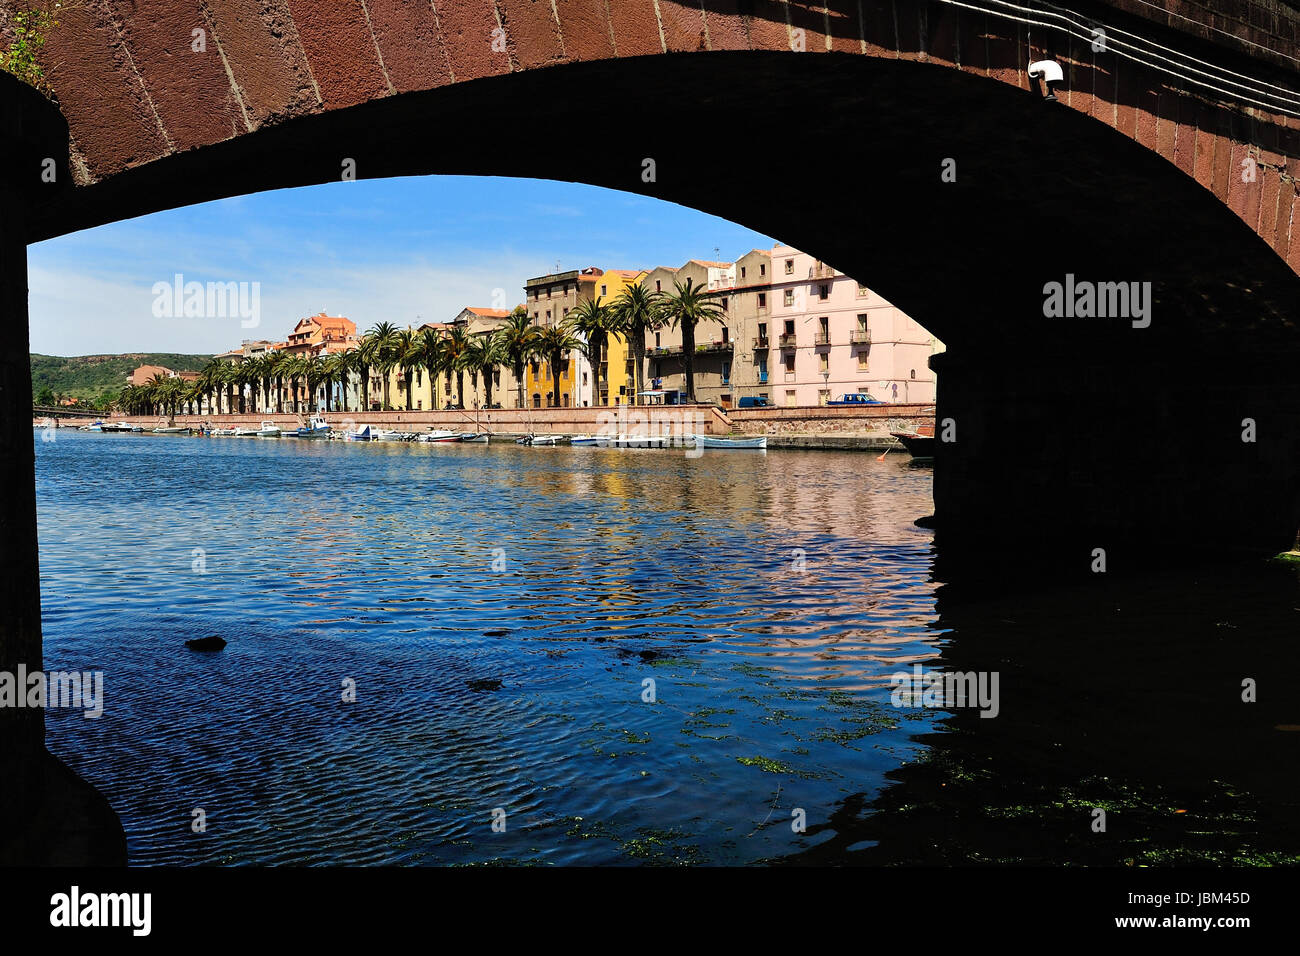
<box><xmin>515</xmin><ymin>361</ymin><xmax>525</xmax><ymax>409</ymax></box>
<box><xmin>681</xmin><ymin>320</ymin><xmax>696</xmax><ymax>403</ymax></box>
<box><xmin>404</xmin><ymin>371</ymin><xmax>413</xmax><ymax>411</ymax></box>
<box><xmin>484</xmin><ymin>369</ymin><xmax>494</xmax><ymax>408</ymax></box>
<box><xmin>633</xmin><ymin>329</ymin><xmax>647</xmax><ymax>405</ymax></box>
<box><xmin>550</xmin><ymin>355</ymin><xmax>561</xmax><ymax>407</ymax></box>
<box><xmin>456</xmin><ymin>371</ymin><xmax>464</xmax><ymax>407</ymax></box>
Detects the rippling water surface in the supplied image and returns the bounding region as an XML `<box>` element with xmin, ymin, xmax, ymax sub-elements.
<box><xmin>38</xmin><ymin>432</ymin><xmax>942</xmax><ymax>865</ymax></box>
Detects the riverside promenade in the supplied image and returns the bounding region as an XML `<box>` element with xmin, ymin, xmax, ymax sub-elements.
<box><xmin>36</xmin><ymin>403</ymin><xmax>937</xmax><ymax>451</ymax></box>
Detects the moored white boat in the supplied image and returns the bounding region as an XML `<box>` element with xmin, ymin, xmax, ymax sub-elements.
<box><xmin>344</xmin><ymin>424</ymin><xmax>373</xmax><ymax>441</ymax></box>
<box><xmin>568</xmin><ymin>434</ymin><xmax>598</xmax><ymax>446</ymax></box>
<box><xmin>693</xmin><ymin>434</ymin><xmax>767</xmax><ymax>450</ymax></box>
<box><xmin>375</xmin><ymin>429</ymin><xmax>416</xmax><ymax>442</ymax></box>
<box><xmin>291</xmin><ymin>415</ymin><xmax>331</xmax><ymax>439</ymax></box>
<box><xmin>418</xmin><ymin>430</ymin><xmax>461</xmax><ymax>443</ymax></box>
<box><xmin>255</xmin><ymin>421</ymin><xmax>282</xmax><ymax>438</ymax></box>
<box><xmin>232</xmin><ymin>425</ymin><xmax>260</xmax><ymax>437</ymax></box>
<box><xmin>458</xmin><ymin>432</ymin><xmax>489</xmax><ymax>443</ymax></box>
<box><xmin>596</xmin><ymin>434</ymin><xmax>695</xmax><ymax>449</ymax></box>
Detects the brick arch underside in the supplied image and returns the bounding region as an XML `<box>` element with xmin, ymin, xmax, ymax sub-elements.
<box><xmin>31</xmin><ymin>48</ymin><xmax>1300</xmax><ymax>359</ymax></box>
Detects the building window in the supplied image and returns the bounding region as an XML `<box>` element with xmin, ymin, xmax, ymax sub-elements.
<box><xmin>740</xmin><ymin>266</ymin><xmax>746</xmax><ymax>279</ymax></box>
<box><xmin>784</xmin><ymin>259</ymin><xmax>794</xmax><ymax>275</ymax></box>
<box><xmin>818</xmin><ymin>389</ymin><xmax>830</xmax><ymax>405</ymax></box>
<box><xmin>783</xmin><ymin>353</ymin><xmax>795</xmax><ymax>373</ymax></box>
<box><xmin>819</xmin><ymin>353</ymin><xmax>829</xmax><ymax>372</ymax></box>
<box><xmin>819</xmin><ymin>284</ymin><xmax>829</xmax><ymax>300</ymax></box>
<box><xmin>857</xmin><ymin>283</ymin><xmax>868</xmax><ymax>297</ymax></box>
<box><xmin>601</xmin><ymin>284</ymin><xmax>607</xmax><ymax>296</ymax></box>
<box><xmin>783</xmin><ymin>290</ymin><xmax>794</xmax><ymax>307</ymax></box>
<box><xmin>655</xmin><ymin>280</ymin><xmax>661</xmax><ymax>292</ymax></box>
<box><xmin>721</xmin><ymin>296</ymin><xmax>728</xmax><ymax>311</ymax></box>
<box><xmin>532</xmin><ymin>393</ymin><xmax>541</xmax><ymax>408</ymax></box>
<box><xmin>721</xmin><ymin>361</ymin><xmax>730</xmax><ymax>384</ymax></box>
<box><xmin>562</xmin><ymin>393</ymin><xmax>570</xmax><ymax>408</ymax></box>
<box><xmin>785</xmin><ymin>389</ymin><xmax>797</xmax><ymax>407</ymax></box>
<box><xmin>757</xmin><ymin>292</ymin><xmax>766</xmax><ymax>309</ymax></box>
<box><xmin>760</xmin><ymin>264</ymin><xmax>766</xmax><ymax>276</ymax></box>
<box><xmin>655</xmin><ymin>332</ymin><xmax>661</xmax><ymax>348</ymax></box>
<box><xmin>546</xmin><ymin>310</ymin><xmax>551</xmax><ymax>321</ymax></box>
<box><xmin>910</xmin><ymin>369</ymin><xmax>917</xmax><ymax>379</ymax></box>
<box><xmin>858</xmin><ymin>351</ymin><xmax>869</xmax><ymax>370</ymax></box>
<box><xmin>721</xmin><ymin>326</ymin><xmax>729</xmax><ymax>343</ymax></box>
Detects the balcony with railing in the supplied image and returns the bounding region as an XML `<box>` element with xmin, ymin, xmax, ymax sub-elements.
<box><xmin>696</xmin><ymin>340</ymin><xmax>733</xmax><ymax>354</ymax></box>
<box><xmin>813</xmin><ymin>332</ymin><xmax>830</xmax><ymax>347</ymax></box>
<box><xmin>850</xmin><ymin>329</ymin><xmax>872</xmax><ymax>346</ymax></box>
<box><xmin>778</xmin><ymin>333</ymin><xmax>797</xmax><ymax>348</ymax></box>
<box><xmin>809</xmin><ymin>261</ymin><xmax>835</xmax><ymax>279</ymax></box>
<box><xmin>752</xmin><ymin>335</ymin><xmax>769</xmax><ymax>349</ymax></box>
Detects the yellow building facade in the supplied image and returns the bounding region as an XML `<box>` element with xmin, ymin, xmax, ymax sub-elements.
<box><xmin>593</xmin><ymin>269</ymin><xmax>646</xmax><ymax>406</ymax></box>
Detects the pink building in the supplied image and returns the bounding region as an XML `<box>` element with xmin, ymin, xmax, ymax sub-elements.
<box><xmin>766</xmin><ymin>245</ymin><xmax>942</xmax><ymax>406</ymax></box>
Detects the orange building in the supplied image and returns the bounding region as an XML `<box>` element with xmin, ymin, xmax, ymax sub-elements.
<box><xmin>283</xmin><ymin>313</ymin><xmax>357</xmax><ymax>356</ymax></box>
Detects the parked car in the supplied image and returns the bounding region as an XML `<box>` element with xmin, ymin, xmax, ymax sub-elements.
<box><xmin>484</xmin><ymin>403</ymin><xmax>503</xmax><ymax>409</ymax></box>
<box><xmin>737</xmin><ymin>396</ymin><xmax>770</xmax><ymax>408</ymax></box>
<box><xmin>444</xmin><ymin>403</ymin><xmax>464</xmax><ymax>410</ymax></box>
<box><xmin>828</xmin><ymin>393</ymin><xmax>885</xmax><ymax>406</ymax></box>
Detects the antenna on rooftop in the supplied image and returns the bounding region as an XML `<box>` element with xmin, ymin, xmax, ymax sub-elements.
<box><xmin>714</xmin><ymin>246</ymin><xmax>720</xmax><ymax>261</ymax></box>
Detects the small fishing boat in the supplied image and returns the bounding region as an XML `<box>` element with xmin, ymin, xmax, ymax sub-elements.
<box><xmin>457</xmin><ymin>432</ymin><xmax>489</xmax><ymax>443</ymax></box>
<box><xmin>374</xmin><ymin>429</ymin><xmax>417</xmax><ymax>442</ymax></box>
<box><xmin>418</xmin><ymin>430</ymin><xmax>461</xmax><ymax>443</ymax></box>
<box><xmin>232</xmin><ymin>425</ymin><xmax>260</xmax><ymax>437</ymax></box>
<box><xmin>152</xmin><ymin>423</ymin><xmax>191</xmax><ymax>434</ymax></box>
<box><xmin>255</xmin><ymin>421</ymin><xmax>282</xmax><ymax>438</ymax></box>
<box><xmin>694</xmin><ymin>434</ymin><xmax>767</xmax><ymax>450</ymax></box>
<box><xmin>291</xmin><ymin>415</ymin><xmax>331</xmax><ymax>439</ymax></box>
<box><xmin>210</xmin><ymin>426</ymin><xmax>238</xmax><ymax>437</ymax></box>
<box><xmin>344</xmin><ymin>424</ymin><xmax>373</xmax><ymax>441</ymax></box>
<box><xmin>83</xmin><ymin>421</ymin><xmax>105</xmax><ymax>432</ymax></box>
<box><xmin>597</xmin><ymin>434</ymin><xmax>695</xmax><ymax>449</ymax></box>
<box><xmin>520</xmin><ymin>434</ymin><xmax>564</xmax><ymax>446</ymax></box>
<box><xmin>568</xmin><ymin>434</ymin><xmax>598</xmax><ymax>446</ymax></box>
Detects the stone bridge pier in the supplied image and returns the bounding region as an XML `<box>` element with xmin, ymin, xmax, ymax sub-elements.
<box><xmin>930</xmin><ymin>322</ymin><xmax>1300</xmax><ymax>580</ymax></box>
<box><xmin>0</xmin><ymin>74</ymin><xmax>124</xmax><ymax>865</ymax></box>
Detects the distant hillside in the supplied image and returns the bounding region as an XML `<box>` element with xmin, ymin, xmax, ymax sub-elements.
<box><xmin>31</xmin><ymin>353</ymin><xmax>212</xmax><ymax>402</ymax></box>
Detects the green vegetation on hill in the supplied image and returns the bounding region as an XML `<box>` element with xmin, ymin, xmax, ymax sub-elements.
<box><xmin>31</xmin><ymin>353</ymin><xmax>211</xmax><ymax>405</ymax></box>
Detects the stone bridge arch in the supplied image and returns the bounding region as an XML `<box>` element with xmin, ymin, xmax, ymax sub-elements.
<box><xmin>2</xmin><ymin>0</ymin><xmax>1300</xmax><ymax>862</ymax></box>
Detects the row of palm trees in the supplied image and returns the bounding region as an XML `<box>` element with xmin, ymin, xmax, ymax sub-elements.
<box><xmin>115</xmin><ymin>277</ymin><xmax>724</xmax><ymax>418</ymax></box>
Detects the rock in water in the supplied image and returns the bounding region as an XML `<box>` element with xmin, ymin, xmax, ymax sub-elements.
<box><xmin>466</xmin><ymin>678</ymin><xmax>502</xmax><ymax>692</ymax></box>
<box><xmin>186</xmin><ymin>635</ymin><xmax>227</xmax><ymax>652</ymax></box>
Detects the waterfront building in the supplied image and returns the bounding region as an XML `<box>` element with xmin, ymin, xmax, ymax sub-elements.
<box><xmin>641</xmin><ymin>259</ymin><xmax>736</xmax><ymax>405</ymax></box>
<box><xmin>523</xmin><ymin>267</ymin><xmax>600</xmax><ymax>408</ymax></box>
<box><xmin>766</xmin><ymin>245</ymin><xmax>942</xmax><ymax>406</ymax></box>
<box><xmin>726</xmin><ymin>249</ymin><xmax>774</xmax><ymax>405</ymax></box>
<box><xmin>593</xmin><ymin>269</ymin><xmax>647</xmax><ymax>405</ymax></box>
<box><xmin>126</xmin><ymin>363</ymin><xmax>176</xmax><ymax>386</ymax></box>
<box><xmin>454</xmin><ymin>306</ymin><xmax>522</xmax><ymax>410</ymax></box>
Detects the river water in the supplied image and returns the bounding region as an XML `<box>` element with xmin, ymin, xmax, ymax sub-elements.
<box><xmin>36</xmin><ymin>432</ymin><xmax>1300</xmax><ymax>865</ymax></box>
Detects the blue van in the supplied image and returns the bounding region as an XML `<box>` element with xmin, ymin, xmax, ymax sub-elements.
<box><xmin>737</xmin><ymin>396</ymin><xmax>770</xmax><ymax>408</ymax></box>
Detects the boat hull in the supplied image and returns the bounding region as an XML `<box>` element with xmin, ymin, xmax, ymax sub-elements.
<box><xmin>696</xmin><ymin>435</ymin><xmax>767</xmax><ymax>450</ymax></box>
<box><xmin>889</xmin><ymin>432</ymin><xmax>935</xmax><ymax>460</ymax></box>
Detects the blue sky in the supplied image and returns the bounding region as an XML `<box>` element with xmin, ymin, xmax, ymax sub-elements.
<box><xmin>27</xmin><ymin>176</ymin><xmax>777</xmax><ymax>356</ymax></box>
